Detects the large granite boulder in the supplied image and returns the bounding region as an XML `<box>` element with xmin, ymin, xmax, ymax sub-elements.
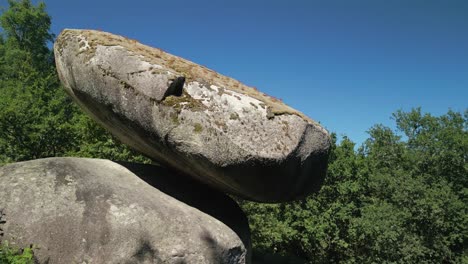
<box><xmin>54</xmin><ymin>29</ymin><xmax>331</xmax><ymax>202</ymax></box>
<box><xmin>0</xmin><ymin>158</ymin><xmax>250</xmax><ymax>264</ymax></box>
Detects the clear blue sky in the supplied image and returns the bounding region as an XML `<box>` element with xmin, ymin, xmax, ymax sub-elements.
<box><xmin>3</xmin><ymin>0</ymin><xmax>467</xmax><ymax>146</ymax></box>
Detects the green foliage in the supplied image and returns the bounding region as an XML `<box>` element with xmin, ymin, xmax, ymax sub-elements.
<box><xmin>0</xmin><ymin>73</ymin><xmax>76</xmax><ymax>163</ymax></box>
<box><xmin>66</xmin><ymin>114</ymin><xmax>151</xmax><ymax>163</ymax></box>
<box><xmin>0</xmin><ymin>0</ymin><xmax>150</xmax><ymax>165</ymax></box>
<box><xmin>0</xmin><ymin>241</ymin><xmax>34</xmax><ymax>264</ymax></box>
<box><xmin>0</xmin><ymin>0</ymin><xmax>53</xmax><ymax>71</ymax></box>
<box><xmin>241</xmin><ymin>109</ymin><xmax>467</xmax><ymax>263</ymax></box>
<box><xmin>0</xmin><ymin>199</ymin><xmax>34</xmax><ymax>263</ymax></box>
<box><xmin>392</xmin><ymin>108</ymin><xmax>468</xmax><ymax>191</ymax></box>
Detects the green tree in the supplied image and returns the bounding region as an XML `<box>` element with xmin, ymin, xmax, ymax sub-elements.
<box><xmin>393</xmin><ymin>108</ymin><xmax>468</xmax><ymax>191</ymax></box>
<box><xmin>67</xmin><ymin>114</ymin><xmax>151</xmax><ymax>163</ymax></box>
<box><xmin>0</xmin><ymin>0</ymin><xmax>149</xmax><ymax>164</ymax></box>
<box><xmin>242</xmin><ymin>109</ymin><xmax>467</xmax><ymax>263</ymax></box>
<box><xmin>0</xmin><ymin>0</ymin><xmax>76</xmax><ymax>163</ymax></box>
<box><xmin>0</xmin><ymin>0</ymin><xmax>53</xmax><ymax>71</ymax></box>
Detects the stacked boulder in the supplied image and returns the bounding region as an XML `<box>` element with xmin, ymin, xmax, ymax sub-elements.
<box><xmin>0</xmin><ymin>29</ymin><xmax>330</xmax><ymax>263</ymax></box>
<box><xmin>0</xmin><ymin>158</ymin><xmax>250</xmax><ymax>263</ymax></box>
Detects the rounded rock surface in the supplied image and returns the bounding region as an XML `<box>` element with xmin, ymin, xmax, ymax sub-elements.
<box><xmin>54</xmin><ymin>29</ymin><xmax>331</xmax><ymax>202</ymax></box>
<box><xmin>0</xmin><ymin>158</ymin><xmax>250</xmax><ymax>264</ymax></box>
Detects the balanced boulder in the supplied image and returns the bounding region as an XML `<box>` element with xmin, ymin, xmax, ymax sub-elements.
<box><xmin>0</xmin><ymin>158</ymin><xmax>250</xmax><ymax>264</ymax></box>
<box><xmin>54</xmin><ymin>29</ymin><xmax>331</xmax><ymax>202</ymax></box>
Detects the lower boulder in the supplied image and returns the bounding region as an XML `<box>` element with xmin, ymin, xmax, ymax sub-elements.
<box><xmin>0</xmin><ymin>158</ymin><xmax>250</xmax><ymax>264</ymax></box>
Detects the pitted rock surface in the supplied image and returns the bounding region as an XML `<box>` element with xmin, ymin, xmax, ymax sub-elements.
<box><xmin>0</xmin><ymin>158</ymin><xmax>250</xmax><ymax>264</ymax></box>
<box><xmin>54</xmin><ymin>29</ymin><xmax>331</xmax><ymax>202</ymax></box>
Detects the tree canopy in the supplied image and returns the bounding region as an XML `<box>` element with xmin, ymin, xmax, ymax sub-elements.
<box><xmin>0</xmin><ymin>0</ymin><xmax>53</xmax><ymax>70</ymax></box>
<box><xmin>0</xmin><ymin>0</ymin><xmax>150</xmax><ymax>165</ymax></box>
<box><xmin>244</xmin><ymin>109</ymin><xmax>467</xmax><ymax>263</ymax></box>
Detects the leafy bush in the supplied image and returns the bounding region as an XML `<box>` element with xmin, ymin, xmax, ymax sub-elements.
<box><xmin>0</xmin><ymin>208</ymin><xmax>34</xmax><ymax>264</ymax></box>
<box><xmin>0</xmin><ymin>241</ymin><xmax>34</xmax><ymax>264</ymax></box>
<box><xmin>241</xmin><ymin>109</ymin><xmax>467</xmax><ymax>263</ymax></box>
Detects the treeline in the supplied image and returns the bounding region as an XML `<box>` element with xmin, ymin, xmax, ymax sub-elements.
<box><xmin>0</xmin><ymin>1</ymin><xmax>466</xmax><ymax>263</ymax></box>
<box><xmin>243</xmin><ymin>110</ymin><xmax>467</xmax><ymax>263</ymax></box>
<box><xmin>0</xmin><ymin>0</ymin><xmax>150</xmax><ymax>165</ymax></box>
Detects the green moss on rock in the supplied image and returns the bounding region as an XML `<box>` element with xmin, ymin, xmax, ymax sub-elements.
<box><xmin>161</xmin><ymin>90</ymin><xmax>206</xmax><ymax>113</ymax></box>
<box><xmin>56</xmin><ymin>29</ymin><xmax>320</xmax><ymax>126</ymax></box>
<box><xmin>193</xmin><ymin>123</ymin><xmax>203</xmax><ymax>133</ymax></box>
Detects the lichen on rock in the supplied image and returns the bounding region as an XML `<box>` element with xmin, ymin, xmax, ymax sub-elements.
<box><xmin>54</xmin><ymin>29</ymin><xmax>331</xmax><ymax>202</ymax></box>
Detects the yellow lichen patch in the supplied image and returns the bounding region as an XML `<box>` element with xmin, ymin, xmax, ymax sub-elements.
<box><xmin>214</xmin><ymin>120</ymin><xmax>228</xmax><ymax>132</ymax></box>
<box><xmin>229</xmin><ymin>113</ymin><xmax>240</xmax><ymax>120</ymax></box>
<box><xmin>57</xmin><ymin>29</ymin><xmax>318</xmax><ymax>125</ymax></box>
<box><xmin>169</xmin><ymin>112</ymin><xmax>180</xmax><ymax>125</ymax></box>
<box><xmin>193</xmin><ymin>123</ymin><xmax>203</xmax><ymax>133</ymax></box>
<box><xmin>160</xmin><ymin>90</ymin><xmax>206</xmax><ymax>113</ymax></box>
<box><xmin>55</xmin><ymin>30</ymin><xmax>75</xmax><ymax>56</ymax></box>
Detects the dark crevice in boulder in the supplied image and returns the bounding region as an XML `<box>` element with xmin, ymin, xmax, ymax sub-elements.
<box><xmin>163</xmin><ymin>76</ymin><xmax>185</xmax><ymax>99</ymax></box>
<box><xmin>0</xmin><ymin>209</ymin><xmax>5</xmax><ymax>238</ymax></box>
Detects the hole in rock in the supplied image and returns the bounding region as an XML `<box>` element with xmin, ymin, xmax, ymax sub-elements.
<box><xmin>163</xmin><ymin>76</ymin><xmax>185</xmax><ymax>98</ymax></box>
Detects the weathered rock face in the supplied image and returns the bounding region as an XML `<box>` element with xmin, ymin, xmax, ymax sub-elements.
<box><xmin>0</xmin><ymin>158</ymin><xmax>250</xmax><ymax>264</ymax></box>
<box><xmin>54</xmin><ymin>29</ymin><xmax>331</xmax><ymax>202</ymax></box>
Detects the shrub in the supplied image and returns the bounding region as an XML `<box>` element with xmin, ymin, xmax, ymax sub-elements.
<box><xmin>0</xmin><ymin>241</ymin><xmax>34</xmax><ymax>264</ymax></box>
